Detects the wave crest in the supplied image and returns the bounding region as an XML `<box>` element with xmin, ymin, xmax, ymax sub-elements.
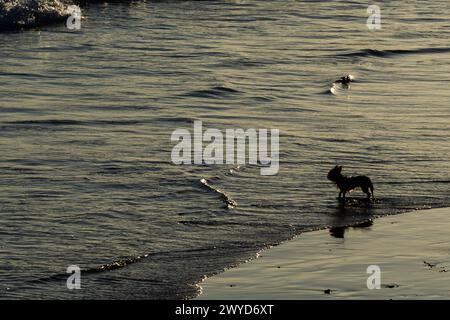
<box><xmin>200</xmin><ymin>178</ymin><xmax>237</xmax><ymax>209</ymax></box>
<box><xmin>336</xmin><ymin>47</ymin><xmax>450</xmax><ymax>59</ymax></box>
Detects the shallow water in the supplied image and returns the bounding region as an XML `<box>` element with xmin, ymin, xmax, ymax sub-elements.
<box><xmin>0</xmin><ymin>0</ymin><xmax>449</xmax><ymax>299</ymax></box>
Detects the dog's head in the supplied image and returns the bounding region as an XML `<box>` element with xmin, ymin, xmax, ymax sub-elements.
<box><xmin>327</xmin><ymin>165</ymin><xmax>343</xmax><ymax>182</ymax></box>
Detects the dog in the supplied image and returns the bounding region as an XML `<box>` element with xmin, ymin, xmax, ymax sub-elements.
<box><xmin>327</xmin><ymin>165</ymin><xmax>374</xmax><ymax>200</ymax></box>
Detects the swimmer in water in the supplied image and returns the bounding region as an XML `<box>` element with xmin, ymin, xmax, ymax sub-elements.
<box><xmin>335</xmin><ymin>75</ymin><xmax>354</xmax><ymax>85</ymax></box>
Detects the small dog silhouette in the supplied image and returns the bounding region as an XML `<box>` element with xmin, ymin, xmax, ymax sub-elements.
<box><xmin>327</xmin><ymin>165</ymin><xmax>374</xmax><ymax>200</ymax></box>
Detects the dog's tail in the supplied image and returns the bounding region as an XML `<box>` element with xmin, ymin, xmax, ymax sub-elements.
<box><xmin>370</xmin><ymin>183</ymin><xmax>374</xmax><ymax>199</ymax></box>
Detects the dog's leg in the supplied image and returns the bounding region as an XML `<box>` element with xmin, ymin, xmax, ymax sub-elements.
<box><xmin>362</xmin><ymin>186</ymin><xmax>371</xmax><ymax>200</ymax></box>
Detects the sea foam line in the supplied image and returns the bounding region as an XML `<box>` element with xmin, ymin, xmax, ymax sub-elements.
<box><xmin>200</xmin><ymin>178</ymin><xmax>237</xmax><ymax>209</ymax></box>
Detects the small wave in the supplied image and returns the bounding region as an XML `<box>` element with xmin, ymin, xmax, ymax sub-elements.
<box><xmin>327</xmin><ymin>83</ymin><xmax>348</xmax><ymax>95</ymax></box>
<box><xmin>9</xmin><ymin>119</ymin><xmax>83</xmax><ymax>125</ymax></box>
<box><xmin>199</xmin><ymin>178</ymin><xmax>237</xmax><ymax>209</ymax></box>
<box><xmin>336</xmin><ymin>47</ymin><xmax>450</xmax><ymax>59</ymax></box>
<box><xmin>155</xmin><ymin>116</ymin><xmax>195</xmax><ymax>125</ymax></box>
<box><xmin>183</xmin><ymin>86</ymin><xmax>241</xmax><ymax>99</ymax></box>
<box><xmin>383</xmin><ymin>180</ymin><xmax>450</xmax><ymax>185</ymax></box>
<box><xmin>216</xmin><ymin>58</ymin><xmax>267</xmax><ymax>68</ymax></box>
<box><xmin>6</xmin><ymin>119</ymin><xmax>145</xmax><ymax>126</ymax></box>
<box><xmin>329</xmin><ymin>84</ymin><xmax>339</xmax><ymax>95</ymax></box>
<box><xmin>26</xmin><ymin>254</ymin><xmax>150</xmax><ymax>285</ymax></box>
<box><xmin>26</xmin><ymin>246</ymin><xmax>221</xmax><ymax>285</ymax></box>
<box><xmin>178</xmin><ymin>220</ymin><xmax>278</xmax><ymax>228</ymax></box>
<box><xmin>94</xmin><ymin>254</ymin><xmax>150</xmax><ymax>272</ymax></box>
<box><xmin>0</xmin><ymin>0</ymin><xmax>70</xmax><ymax>30</ymax></box>
<box><xmin>251</xmin><ymin>96</ymin><xmax>275</xmax><ymax>102</ymax></box>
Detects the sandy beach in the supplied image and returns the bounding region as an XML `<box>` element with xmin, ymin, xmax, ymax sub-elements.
<box><xmin>197</xmin><ymin>207</ymin><xmax>450</xmax><ymax>300</ymax></box>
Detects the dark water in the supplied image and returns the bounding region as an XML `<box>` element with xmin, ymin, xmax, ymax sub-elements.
<box><xmin>0</xmin><ymin>0</ymin><xmax>449</xmax><ymax>299</ymax></box>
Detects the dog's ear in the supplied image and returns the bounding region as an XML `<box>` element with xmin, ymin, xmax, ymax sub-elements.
<box><xmin>337</xmin><ymin>166</ymin><xmax>342</xmax><ymax>172</ymax></box>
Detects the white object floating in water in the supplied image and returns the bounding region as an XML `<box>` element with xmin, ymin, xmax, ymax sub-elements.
<box><xmin>330</xmin><ymin>85</ymin><xmax>338</xmax><ymax>95</ymax></box>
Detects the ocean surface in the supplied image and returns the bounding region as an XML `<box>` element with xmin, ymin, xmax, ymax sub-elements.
<box><xmin>0</xmin><ymin>0</ymin><xmax>449</xmax><ymax>299</ymax></box>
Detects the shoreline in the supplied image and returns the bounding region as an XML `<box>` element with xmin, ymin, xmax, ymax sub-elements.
<box><xmin>197</xmin><ymin>207</ymin><xmax>450</xmax><ymax>299</ymax></box>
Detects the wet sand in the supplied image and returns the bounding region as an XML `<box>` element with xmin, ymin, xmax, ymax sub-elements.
<box><xmin>197</xmin><ymin>207</ymin><xmax>450</xmax><ymax>299</ymax></box>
